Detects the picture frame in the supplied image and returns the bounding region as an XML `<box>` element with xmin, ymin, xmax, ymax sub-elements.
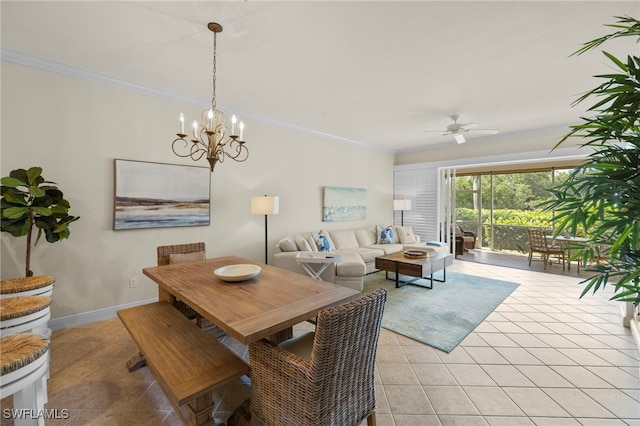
<box><xmin>323</xmin><ymin>186</ymin><xmax>367</xmax><ymax>222</ymax></box>
<box><xmin>114</xmin><ymin>159</ymin><xmax>210</xmax><ymax>230</ymax></box>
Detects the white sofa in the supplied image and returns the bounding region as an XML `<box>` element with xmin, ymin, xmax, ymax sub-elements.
<box><xmin>273</xmin><ymin>225</ymin><xmax>449</xmax><ymax>292</ymax></box>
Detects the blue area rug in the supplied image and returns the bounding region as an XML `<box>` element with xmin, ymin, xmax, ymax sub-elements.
<box><xmin>363</xmin><ymin>271</ymin><xmax>519</xmax><ymax>352</ymax></box>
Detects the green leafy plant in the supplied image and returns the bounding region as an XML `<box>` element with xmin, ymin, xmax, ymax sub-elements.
<box><xmin>1</xmin><ymin>167</ymin><xmax>80</xmax><ymax>277</ymax></box>
<box><xmin>543</xmin><ymin>16</ymin><xmax>640</xmax><ymax>305</ymax></box>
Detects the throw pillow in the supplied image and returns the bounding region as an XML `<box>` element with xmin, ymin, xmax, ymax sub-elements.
<box><xmin>278</xmin><ymin>237</ymin><xmax>298</xmax><ymax>252</ymax></box>
<box><xmin>377</xmin><ymin>225</ymin><xmax>394</xmax><ymax>244</ymax></box>
<box><xmin>312</xmin><ymin>231</ymin><xmax>332</xmax><ymax>252</ymax></box>
<box><xmin>169</xmin><ymin>250</ymin><xmax>206</xmax><ymax>264</ymax></box>
<box><xmin>396</xmin><ymin>226</ymin><xmax>417</xmax><ymax>244</ymax></box>
<box><xmin>319</xmin><ymin>233</ymin><xmax>331</xmax><ymax>252</ymax></box>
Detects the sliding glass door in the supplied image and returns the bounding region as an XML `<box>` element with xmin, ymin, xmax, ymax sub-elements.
<box><xmin>454</xmin><ymin>169</ymin><xmax>574</xmax><ymax>253</ymax></box>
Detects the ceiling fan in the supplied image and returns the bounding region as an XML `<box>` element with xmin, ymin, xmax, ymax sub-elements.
<box><xmin>426</xmin><ymin>115</ymin><xmax>499</xmax><ymax>144</ymax></box>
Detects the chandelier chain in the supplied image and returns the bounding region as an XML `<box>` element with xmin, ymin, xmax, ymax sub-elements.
<box><xmin>211</xmin><ymin>30</ymin><xmax>217</xmax><ymax>111</ymax></box>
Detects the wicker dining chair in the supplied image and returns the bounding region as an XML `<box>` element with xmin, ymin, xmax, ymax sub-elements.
<box><xmin>527</xmin><ymin>228</ymin><xmax>566</xmax><ymax>270</ymax></box>
<box><xmin>157</xmin><ymin>242</ymin><xmax>206</xmax><ymax>327</ymax></box>
<box><xmin>248</xmin><ymin>288</ymin><xmax>387</xmax><ymax>426</ymax></box>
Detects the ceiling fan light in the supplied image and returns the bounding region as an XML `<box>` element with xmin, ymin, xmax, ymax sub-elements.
<box><xmin>454</xmin><ymin>133</ymin><xmax>466</xmax><ymax>144</ymax></box>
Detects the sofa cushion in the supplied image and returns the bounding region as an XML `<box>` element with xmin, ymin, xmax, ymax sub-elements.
<box><xmin>354</xmin><ymin>226</ymin><xmax>377</xmax><ymax>247</ymax></box>
<box><xmin>377</xmin><ymin>225</ymin><xmax>394</xmax><ymax>244</ymax></box>
<box><xmin>395</xmin><ymin>226</ymin><xmax>417</xmax><ymax>244</ymax></box>
<box><xmin>296</xmin><ymin>238</ymin><xmax>312</xmax><ymax>251</ymax></box>
<box><xmin>329</xmin><ymin>230</ymin><xmax>359</xmax><ymax>250</ymax></box>
<box><xmin>366</xmin><ymin>243</ymin><xmax>404</xmax><ymax>255</ymax></box>
<box><xmin>348</xmin><ymin>247</ymin><xmax>385</xmax><ymax>263</ymax></box>
<box><xmin>332</xmin><ymin>251</ymin><xmax>366</xmax><ymax>277</ymax></box>
<box><xmin>278</xmin><ymin>237</ymin><xmax>298</xmax><ymax>252</ymax></box>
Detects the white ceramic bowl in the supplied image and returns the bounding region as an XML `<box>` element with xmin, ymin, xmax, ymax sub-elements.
<box><xmin>214</xmin><ymin>264</ymin><xmax>261</xmax><ymax>282</ymax></box>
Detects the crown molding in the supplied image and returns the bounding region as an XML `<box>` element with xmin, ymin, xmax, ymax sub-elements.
<box><xmin>1</xmin><ymin>48</ymin><xmax>390</xmax><ymax>153</ymax></box>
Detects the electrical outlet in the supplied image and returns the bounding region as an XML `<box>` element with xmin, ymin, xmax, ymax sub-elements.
<box><xmin>129</xmin><ymin>277</ymin><xmax>137</xmax><ymax>288</ymax></box>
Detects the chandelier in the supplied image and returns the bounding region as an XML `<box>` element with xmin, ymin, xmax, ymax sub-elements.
<box><xmin>172</xmin><ymin>22</ymin><xmax>248</xmax><ymax>172</ymax></box>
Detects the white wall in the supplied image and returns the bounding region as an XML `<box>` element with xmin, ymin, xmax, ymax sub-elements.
<box><xmin>1</xmin><ymin>62</ymin><xmax>395</xmax><ymax>319</ymax></box>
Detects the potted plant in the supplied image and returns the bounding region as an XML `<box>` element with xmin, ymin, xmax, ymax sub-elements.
<box><xmin>544</xmin><ymin>16</ymin><xmax>639</xmax><ymax>306</ymax></box>
<box><xmin>1</xmin><ymin>167</ymin><xmax>80</xmax><ymax>277</ymax></box>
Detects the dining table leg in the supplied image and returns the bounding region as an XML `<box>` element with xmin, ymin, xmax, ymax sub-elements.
<box><xmin>267</xmin><ymin>327</ymin><xmax>293</xmax><ymax>344</ymax></box>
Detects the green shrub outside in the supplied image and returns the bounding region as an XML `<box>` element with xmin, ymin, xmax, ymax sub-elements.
<box><xmin>456</xmin><ymin>207</ymin><xmax>555</xmax><ymax>253</ymax></box>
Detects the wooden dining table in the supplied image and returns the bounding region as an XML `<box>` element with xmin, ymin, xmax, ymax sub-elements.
<box><xmin>142</xmin><ymin>255</ymin><xmax>361</xmax><ymax>345</ymax></box>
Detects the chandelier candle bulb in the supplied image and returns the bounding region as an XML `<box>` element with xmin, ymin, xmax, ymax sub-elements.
<box><xmin>232</xmin><ymin>114</ymin><xmax>237</xmax><ymax>135</ymax></box>
<box><xmin>240</xmin><ymin>121</ymin><xmax>245</xmax><ymax>140</ymax></box>
<box><xmin>207</xmin><ymin>109</ymin><xmax>214</xmax><ymax>131</ymax></box>
<box><xmin>192</xmin><ymin>121</ymin><xmax>198</xmax><ymax>139</ymax></box>
<box><xmin>179</xmin><ymin>113</ymin><xmax>185</xmax><ymax>134</ymax></box>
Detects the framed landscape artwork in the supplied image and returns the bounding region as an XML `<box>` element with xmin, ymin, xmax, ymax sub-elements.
<box><xmin>114</xmin><ymin>159</ymin><xmax>210</xmax><ymax>230</ymax></box>
<box><xmin>323</xmin><ymin>186</ymin><xmax>367</xmax><ymax>222</ymax></box>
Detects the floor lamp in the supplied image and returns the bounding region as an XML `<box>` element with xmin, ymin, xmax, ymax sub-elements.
<box><xmin>251</xmin><ymin>195</ymin><xmax>279</xmax><ymax>264</ymax></box>
<box><xmin>393</xmin><ymin>199</ymin><xmax>412</xmax><ymax>226</ymax></box>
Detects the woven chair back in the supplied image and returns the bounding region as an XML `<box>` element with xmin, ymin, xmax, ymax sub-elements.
<box><xmin>157</xmin><ymin>242</ymin><xmax>206</xmax><ymax>266</ymax></box>
<box><xmin>309</xmin><ymin>288</ymin><xmax>387</xmax><ymax>425</ymax></box>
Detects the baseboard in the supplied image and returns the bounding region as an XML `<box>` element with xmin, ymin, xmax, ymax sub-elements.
<box><xmin>48</xmin><ymin>298</ymin><xmax>157</xmax><ymax>331</ymax></box>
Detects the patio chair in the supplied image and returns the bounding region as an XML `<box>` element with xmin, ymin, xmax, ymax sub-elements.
<box><xmin>527</xmin><ymin>228</ymin><xmax>566</xmax><ymax>270</ymax></box>
<box><xmin>451</xmin><ymin>224</ymin><xmax>477</xmax><ymax>255</ymax></box>
<box><xmin>248</xmin><ymin>288</ymin><xmax>387</xmax><ymax>426</ymax></box>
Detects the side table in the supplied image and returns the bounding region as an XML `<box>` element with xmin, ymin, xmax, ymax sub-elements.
<box><xmin>295</xmin><ymin>252</ymin><xmax>344</xmax><ymax>280</ymax></box>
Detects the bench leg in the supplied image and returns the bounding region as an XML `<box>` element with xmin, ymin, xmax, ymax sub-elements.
<box><xmin>126</xmin><ymin>351</ymin><xmax>146</xmax><ymax>372</ymax></box>
<box><xmin>176</xmin><ymin>391</ymin><xmax>216</xmax><ymax>426</ymax></box>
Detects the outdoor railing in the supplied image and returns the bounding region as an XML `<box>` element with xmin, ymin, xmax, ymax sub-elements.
<box><xmin>456</xmin><ymin>222</ymin><xmax>551</xmax><ymax>253</ymax></box>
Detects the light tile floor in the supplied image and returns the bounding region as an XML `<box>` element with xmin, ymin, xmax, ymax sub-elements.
<box><xmin>1</xmin><ymin>260</ymin><xmax>639</xmax><ymax>425</ymax></box>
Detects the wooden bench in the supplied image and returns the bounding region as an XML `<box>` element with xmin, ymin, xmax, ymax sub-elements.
<box><xmin>117</xmin><ymin>301</ymin><xmax>250</xmax><ymax>426</ymax></box>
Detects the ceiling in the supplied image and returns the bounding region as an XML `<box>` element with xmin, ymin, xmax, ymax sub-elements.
<box><xmin>2</xmin><ymin>1</ymin><xmax>639</xmax><ymax>153</ymax></box>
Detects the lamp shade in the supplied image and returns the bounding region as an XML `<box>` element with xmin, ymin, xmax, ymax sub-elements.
<box><xmin>251</xmin><ymin>196</ymin><xmax>279</xmax><ymax>215</ymax></box>
<box><xmin>393</xmin><ymin>199</ymin><xmax>412</xmax><ymax>211</ymax></box>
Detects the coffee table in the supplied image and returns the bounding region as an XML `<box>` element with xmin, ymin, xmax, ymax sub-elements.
<box><xmin>375</xmin><ymin>251</ymin><xmax>454</xmax><ymax>289</ymax></box>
